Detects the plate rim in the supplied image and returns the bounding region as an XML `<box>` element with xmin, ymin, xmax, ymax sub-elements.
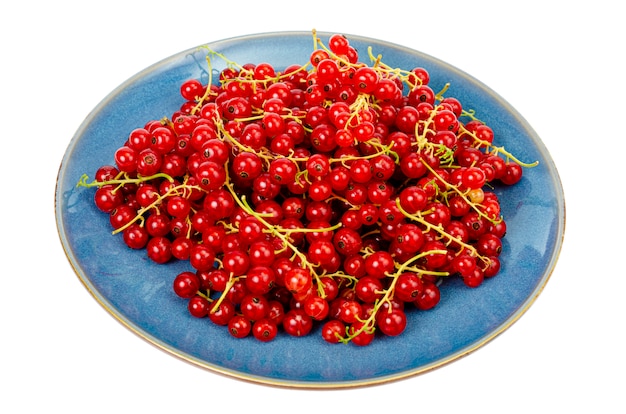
<box><xmin>55</xmin><ymin>30</ymin><xmax>566</xmax><ymax>389</ymax></box>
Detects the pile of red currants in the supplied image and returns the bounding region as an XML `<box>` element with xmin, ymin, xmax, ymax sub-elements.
<box><xmin>79</xmin><ymin>31</ymin><xmax>535</xmax><ymax>345</ymax></box>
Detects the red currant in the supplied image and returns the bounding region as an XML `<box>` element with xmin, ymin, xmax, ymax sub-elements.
<box><xmin>252</xmin><ymin>318</ymin><xmax>278</xmax><ymax>342</ymax></box>
<box><xmin>82</xmin><ymin>32</ymin><xmax>532</xmax><ymax>347</ymax></box>
<box><xmin>228</xmin><ymin>315</ymin><xmax>252</xmax><ymax>338</ymax></box>
<box><xmin>173</xmin><ymin>271</ymin><xmax>200</xmax><ymax>299</ymax></box>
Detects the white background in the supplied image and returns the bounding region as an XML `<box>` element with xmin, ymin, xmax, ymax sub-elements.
<box><xmin>2</xmin><ymin>1</ymin><xmax>624</xmax><ymax>412</ymax></box>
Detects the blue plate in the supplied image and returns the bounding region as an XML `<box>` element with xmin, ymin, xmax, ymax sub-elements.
<box><xmin>55</xmin><ymin>31</ymin><xmax>565</xmax><ymax>388</ymax></box>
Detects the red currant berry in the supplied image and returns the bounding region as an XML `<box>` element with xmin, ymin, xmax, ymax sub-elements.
<box><xmin>376</xmin><ymin>309</ymin><xmax>407</xmax><ymax>336</ymax></box>
<box><xmin>252</xmin><ymin>318</ymin><xmax>278</xmax><ymax>342</ymax></box>
<box><xmin>122</xmin><ymin>223</ymin><xmax>149</xmax><ymax>249</ymax></box>
<box><xmin>283</xmin><ymin>309</ymin><xmax>313</xmax><ymax>337</ymax></box>
<box><xmin>245</xmin><ymin>265</ymin><xmax>276</xmax><ymax>295</ymax></box>
<box><xmin>414</xmin><ymin>282</ymin><xmax>440</xmax><ymax>310</ymax></box>
<box><xmin>114</xmin><ymin>146</ymin><xmax>137</xmax><ymax>173</ymax></box>
<box><xmin>476</xmin><ymin>233</ymin><xmax>503</xmax><ymax>257</ymax></box>
<box><xmin>146</xmin><ymin>236</ymin><xmax>172</xmax><ymax>264</ymax></box>
<box><xmin>240</xmin><ymin>294</ymin><xmax>270</xmax><ymax>321</ymax></box>
<box><xmin>304</xmin><ymin>295</ymin><xmax>330</xmax><ymax>321</ymax></box>
<box><xmin>228</xmin><ymin>315</ymin><xmax>252</xmax><ymax>339</ymax></box>
<box><xmin>354</xmin><ymin>276</ymin><xmax>384</xmax><ymax>303</ymax></box>
<box><xmin>348</xmin><ymin>321</ymin><xmax>375</xmax><ymax>346</ymax></box>
<box><xmin>173</xmin><ymin>271</ymin><xmax>200</xmax><ymax>299</ymax></box>
<box><xmin>209</xmin><ymin>299</ymin><xmax>236</xmax><ymax>326</ymax></box>
<box><xmin>94</xmin><ymin>185</ymin><xmax>124</xmax><ymax>213</ymax></box>
<box><xmin>321</xmin><ymin>320</ymin><xmax>346</xmax><ymax>344</ymax></box>
<box><xmin>189</xmin><ymin>244</ymin><xmax>216</xmax><ymax>272</ymax></box>
<box><xmin>188</xmin><ymin>295</ymin><xmax>210</xmax><ymax>318</ymax></box>
<box><xmin>463</xmin><ymin>267</ymin><xmax>485</xmax><ymax>288</ymax></box>
<box><xmin>180</xmin><ymin>79</ymin><xmax>204</xmax><ymax>101</ymax></box>
<box><xmin>394</xmin><ymin>272</ymin><xmax>424</xmax><ymax>302</ymax></box>
<box><xmin>500</xmin><ymin>162</ymin><xmax>523</xmax><ymax>185</ymax></box>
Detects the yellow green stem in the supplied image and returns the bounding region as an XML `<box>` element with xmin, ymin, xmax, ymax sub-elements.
<box><xmin>339</xmin><ymin>248</ymin><xmax>447</xmax><ymax>344</ymax></box>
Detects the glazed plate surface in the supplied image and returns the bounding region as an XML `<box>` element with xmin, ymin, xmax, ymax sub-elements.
<box><xmin>55</xmin><ymin>31</ymin><xmax>565</xmax><ymax>388</ymax></box>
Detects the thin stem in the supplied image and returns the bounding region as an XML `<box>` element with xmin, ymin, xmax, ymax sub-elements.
<box><xmin>394</xmin><ymin>198</ymin><xmax>492</xmax><ymax>267</ymax></box>
<box><xmin>339</xmin><ymin>249</ymin><xmax>447</xmax><ymax>344</ymax></box>
<box><xmin>457</xmin><ymin>123</ymin><xmax>539</xmax><ymax>168</ymax></box>
<box><xmin>209</xmin><ymin>274</ymin><xmax>238</xmax><ymax>314</ymax></box>
<box><xmin>76</xmin><ymin>172</ymin><xmax>175</xmax><ymax>189</ymax></box>
<box><xmin>222</xmin><ymin>172</ymin><xmax>335</xmax><ymax>298</ymax></box>
<box><xmin>111</xmin><ymin>182</ymin><xmax>203</xmax><ymax>235</ymax></box>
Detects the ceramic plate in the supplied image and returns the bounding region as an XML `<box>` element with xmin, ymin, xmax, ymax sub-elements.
<box><xmin>55</xmin><ymin>31</ymin><xmax>565</xmax><ymax>388</ymax></box>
